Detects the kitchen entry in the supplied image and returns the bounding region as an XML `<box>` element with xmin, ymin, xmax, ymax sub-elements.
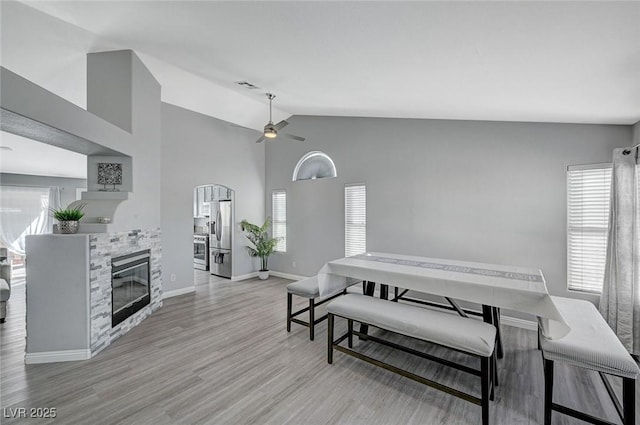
<box><xmin>193</xmin><ymin>184</ymin><xmax>234</xmax><ymax>279</ymax></box>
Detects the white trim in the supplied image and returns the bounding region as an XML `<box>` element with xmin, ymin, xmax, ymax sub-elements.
<box><xmin>25</xmin><ymin>349</ymin><xmax>91</xmax><ymax>364</ymax></box>
<box><xmin>269</xmin><ymin>271</ymin><xmax>309</xmax><ymax>281</ymax></box>
<box><xmin>292</xmin><ymin>151</ymin><xmax>337</xmax><ymax>181</ymax></box>
<box><xmin>500</xmin><ymin>316</ymin><xmax>537</xmax><ymax>331</ymax></box>
<box><xmin>231</xmin><ymin>272</ymin><xmax>258</xmax><ymax>281</ymax></box>
<box><xmin>162</xmin><ymin>286</ymin><xmax>196</xmax><ymax>299</ymax></box>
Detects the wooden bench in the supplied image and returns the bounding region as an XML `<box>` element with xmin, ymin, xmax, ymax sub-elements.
<box><xmin>539</xmin><ymin>296</ymin><xmax>640</xmax><ymax>425</ymax></box>
<box><xmin>327</xmin><ymin>294</ymin><xmax>497</xmax><ymax>425</ymax></box>
<box><xmin>286</xmin><ymin>276</ymin><xmax>345</xmax><ymax>341</ymax></box>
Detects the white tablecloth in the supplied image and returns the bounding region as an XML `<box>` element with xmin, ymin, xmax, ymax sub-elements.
<box><xmin>318</xmin><ymin>252</ymin><xmax>570</xmax><ymax>339</ymax></box>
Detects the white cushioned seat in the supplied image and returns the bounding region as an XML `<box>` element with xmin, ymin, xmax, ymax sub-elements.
<box><xmin>540</xmin><ymin>296</ymin><xmax>640</xmax><ymax>379</ymax></box>
<box><xmin>327</xmin><ymin>294</ymin><xmax>496</xmax><ymax>357</ymax></box>
<box><xmin>287</xmin><ymin>276</ymin><xmax>320</xmax><ymax>298</ymax></box>
<box><xmin>0</xmin><ymin>279</ymin><xmax>9</xmax><ymax>302</ymax></box>
<box><xmin>0</xmin><ymin>277</ymin><xmax>10</xmax><ymax>323</ymax></box>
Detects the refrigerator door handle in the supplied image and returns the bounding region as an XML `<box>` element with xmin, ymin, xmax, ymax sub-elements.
<box><xmin>216</xmin><ymin>210</ymin><xmax>222</xmax><ymax>242</ymax></box>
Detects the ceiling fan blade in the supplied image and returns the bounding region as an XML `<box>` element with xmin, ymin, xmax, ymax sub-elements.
<box><xmin>274</xmin><ymin>120</ymin><xmax>289</xmax><ymax>131</ymax></box>
<box><xmin>255</xmin><ymin>136</ymin><xmax>267</xmax><ymax>144</ymax></box>
<box><xmin>282</xmin><ymin>133</ymin><xmax>306</xmax><ymax>142</ymax></box>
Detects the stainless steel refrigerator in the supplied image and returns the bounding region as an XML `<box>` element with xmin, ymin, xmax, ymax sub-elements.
<box><xmin>209</xmin><ymin>199</ymin><xmax>232</xmax><ymax>278</ymax></box>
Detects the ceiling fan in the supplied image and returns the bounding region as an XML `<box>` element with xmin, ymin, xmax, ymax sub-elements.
<box><xmin>255</xmin><ymin>93</ymin><xmax>305</xmax><ymax>144</ymax></box>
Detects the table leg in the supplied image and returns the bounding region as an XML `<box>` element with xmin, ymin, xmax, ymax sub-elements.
<box><xmin>364</xmin><ymin>281</ymin><xmax>376</xmax><ymax>296</ymax></box>
<box><xmin>492</xmin><ymin>307</ymin><xmax>504</xmax><ymax>359</ymax></box>
<box><xmin>445</xmin><ymin>297</ymin><xmax>468</xmax><ymax>318</ymax></box>
<box><xmin>359</xmin><ymin>281</ymin><xmax>376</xmax><ymax>338</ymax></box>
<box><xmin>380</xmin><ymin>284</ymin><xmax>389</xmax><ymax>300</ymax></box>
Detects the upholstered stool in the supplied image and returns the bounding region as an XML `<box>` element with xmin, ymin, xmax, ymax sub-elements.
<box><xmin>286</xmin><ymin>276</ymin><xmax>345</xmax><ymax>341</ymax></box>
<box><xmin>539</xmin><ymin>296</ymin><xmax>640</xmax><ymax>425</ymax></box>
<box><xmin>0</xmin><ymin>278</ymin><xmax>10</xmax><ymax>323</ymax></box>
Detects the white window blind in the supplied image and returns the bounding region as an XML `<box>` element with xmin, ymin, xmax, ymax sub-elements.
<box><xmin>567</xmin><ymin>164</ymin><xmax>612</xmax><ymax>293</ymax></box>
<box><xmin>345</xmin><ymin>184</ymin><xmax>366</xmax><ymax>257</ymax></box>
<box><xmin>272</xmin><ymin>190</ymin><xmax>286</xmax><ymax>252</ymax></box>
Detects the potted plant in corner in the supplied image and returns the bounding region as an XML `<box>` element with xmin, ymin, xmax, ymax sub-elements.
<box><xmin>240</xmin><ymin>217</ymin><xmax>279</xmax><ymax>280</ymax></box>
<box><xmin>50</xmin><ymin>204</ymin><xmax>86</xmax><ymax>234</ymax></box>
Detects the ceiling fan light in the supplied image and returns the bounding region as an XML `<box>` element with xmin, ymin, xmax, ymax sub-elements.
<box><xmin>264</xmin><ymin>124</ymin><xmax>278</xmax><ymax>139</ymax></box>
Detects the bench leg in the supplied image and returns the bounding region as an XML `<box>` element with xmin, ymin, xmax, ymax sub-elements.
<box><xmin>481</xmin><ymin>356</ymin><xmax>490</xmax><ymax>425</ymax></box>
<box><xmin>482</xmin><ymin>305</ymin><xmax>503</xmax><ymax>360</ymax></box>
<box><xmin>544</xmin><ymin>359</ymin><xmax>554</xmax><ymax>425</ymax></box>
<box><xmin>489</xmin><ymin>353</ymin><xmax>495</xmax><ymax>401</ymax></box>
<box><xmin>286</xmin><ymin>293</ymin><xmax>292</xmax><ymax>332</ymax></box>
<box><xmin>348</xmin><ymin>319</ymin><xmax>353</xmax><ymax>348</ymax></box>
<box><xmin>623</xmin><ymin>377</ymin><xmax>635</xmax><ymax>425</ymax></box>
<box><xmin>327</xmin><ymin>313</ymin><xmax>334</xmax><ymax>364</ymax></box>
<box><xmin>493</xmin><ymin>351</ymin><xmax>499</xmax><ymax>387</ymax></box>
<box><xmin>309</xmin><ymin>299</ymin><xmax>315</xmax><ymax>341</ymax></box>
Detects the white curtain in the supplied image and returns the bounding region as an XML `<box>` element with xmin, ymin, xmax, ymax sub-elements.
<box><xmin>599</xmin><ymin>147</ymin><xmax>640</xmax><ymax>355</ymax></box>
<box><xmin>0</xmin><ymin>186</ymin><xmax>60</xmax><ymax>256</ymax></box>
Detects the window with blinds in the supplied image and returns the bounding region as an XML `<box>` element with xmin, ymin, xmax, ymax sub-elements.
<box><xmin>272</xmin><ymin>190</ymin><xmax>286</xmax><ymax>252</ymax></box>
<box><xmin>345</xmin><ymin>184</ymin><xmax>366</xmax><ymax>257</ymax></box>
<box><xmin>567</xmin><ymin>164</ymin><xmax>612</xmax><ymax>293</ymax></box>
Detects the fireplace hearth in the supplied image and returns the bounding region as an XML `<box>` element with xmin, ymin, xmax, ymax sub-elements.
<box><xmin>111</xmin><ymin>250</ymin><xmax>151</xmax><ymax>327</ymax></box>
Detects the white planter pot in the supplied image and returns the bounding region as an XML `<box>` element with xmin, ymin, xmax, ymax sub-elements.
<box><xmin>258</xmin><ymin>270</ymin><xmax>269</xmax><ymax>280</ymax></box>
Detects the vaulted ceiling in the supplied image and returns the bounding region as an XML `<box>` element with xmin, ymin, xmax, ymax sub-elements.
<box><xmin>21</xmin><ymin>1</ymin><xmax>640</xmax><ymax>126</ymax></box>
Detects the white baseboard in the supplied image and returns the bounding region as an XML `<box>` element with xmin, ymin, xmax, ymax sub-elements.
<box><xmin>501</xmin><ymin>315</ymin><xmax>537</xmax><ymax>331</ymax></box>
<box><xmin>231</xmin><ymin>272</ymin><xmax>258</xmax><ymax>281</ymax></box>
<box><xmin>25</xmin><ymin>349</ymin><xmax>91</xmax><ymax>364</ymax></box>
<box><xmin>162</xmin><ymin>286</ymin><xmax>196</xmax><ymax>299</ymax></box>
<box><xmin>269</xmin><ymin>271</ymin><xmax>309</xmax><ymax>281</ymax></box>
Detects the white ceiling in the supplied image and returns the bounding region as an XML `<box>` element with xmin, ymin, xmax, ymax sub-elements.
<box><xmin>0</xmin><ymin>131</ymin><xmax>87</xmax><ymax>179</ymax></box>
<box><xmin>19</xmin><ymin>1</ymin><xmax>640</xmax><ymax>125</ymax></box>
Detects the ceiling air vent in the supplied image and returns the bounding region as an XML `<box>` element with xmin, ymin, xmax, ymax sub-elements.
<box><xmin>234</xmin><ymin>81</ymin><xmax>260</xmax><ymax>90</ymax></box>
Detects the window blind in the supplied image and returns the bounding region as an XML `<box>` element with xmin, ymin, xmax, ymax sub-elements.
<box><xmin>567</xmin><ymin>164</ymin><xmax>611</xmax><ymax>293</ymax></box>
<box><xmin>272</xmin><ymin>190</ymin><xmax>286</xmax><ymax>252</ymax></box>
<box><xmin>345</xmin><ymin>184</ymin><xmax>366</xmax><ymax>257</ymax></box>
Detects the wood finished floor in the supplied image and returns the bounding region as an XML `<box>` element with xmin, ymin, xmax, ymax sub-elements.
<box><xmin>1</xmin><ymin>271</ymin><xmax>638</xmax><ymax>425</ymax></box>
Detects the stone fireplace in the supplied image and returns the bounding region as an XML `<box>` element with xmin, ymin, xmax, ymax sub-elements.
<box><xmin>24</xmin><ymin>228</ymin><xmax>162</xmax><ymax>364</ymax></box>
<box><xmin>90</xmin><ymin>229</ymin><xmax>162</xmax><ymax>355</ymax></box>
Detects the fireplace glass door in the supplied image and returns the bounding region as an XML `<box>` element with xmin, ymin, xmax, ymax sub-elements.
<box><xmin>112</xmin><ymin>250</ymin><xmax>151</xmax><ymax>327</ymax></box>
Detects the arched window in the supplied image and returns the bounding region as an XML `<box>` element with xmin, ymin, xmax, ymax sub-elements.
<box><xmin>292</xmin><ymin>151</ymin><xmax>337</xmax><ymax>181</ymax></box>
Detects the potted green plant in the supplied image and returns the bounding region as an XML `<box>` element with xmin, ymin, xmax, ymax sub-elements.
<box><xmin>240</xmin><ymin>217</ymin><xmax>279</xmax><ymax>280</ymax></box>
<box><xmin>50</xmin><ymin>204</ymin><xmax>86</xmax><ymax>234</ymax></box>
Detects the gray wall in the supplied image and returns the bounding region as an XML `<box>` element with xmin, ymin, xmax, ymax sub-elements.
<box><xmin>265</xmin><ymin>116</ymin><xmax>631</xmax><ymax>308</ymax></box>
<box><xmin>161</xmin><ymin>103</ymin><xmax>265</xmax><ymax>292</ymax></box>
<box><xmin>633</xmin><ymin>120</ymin><xmax>640</xmax><ymax>145</ymax></box>
<box><xmin>87</xmin><ymin>50</ymin><xmax>162</xmax><ymax>231</ymax></box>
<box><xmin>0</xmin><ymin>173</ymin><xmax>86</xmax><ymax>207</ymax></box>
<box><xmin>25</xmin><ymin>234</ymin><xmax>90</xmax><ymax>353</ymax></box>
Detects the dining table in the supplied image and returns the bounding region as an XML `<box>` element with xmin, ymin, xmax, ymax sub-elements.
<box><xmin>317</xmin><ymin>252</ymin><xmax>570</xmax><ymax>341</ymax></box>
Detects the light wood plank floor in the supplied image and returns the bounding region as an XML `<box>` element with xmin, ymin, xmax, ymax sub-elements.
<box><xmin>1</xmin><ymin>272</ymin><xmax>638</xmax><ymax>425</ymax></box>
